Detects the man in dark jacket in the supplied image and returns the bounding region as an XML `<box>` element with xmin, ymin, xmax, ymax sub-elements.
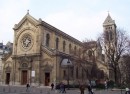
<box><xmin>51</xmin><ymin>83</ymin><xmax>54</xmax><ymax>90</ymax></box>
<box><xmin>26</xmin><ymin>83</ymin><xmax>30</xmax><ymax>92</ymax></box>
<box><xmin>87</xmin><ymin>84</ymin><xmax>93</xmax><ymax>94</ymax></box>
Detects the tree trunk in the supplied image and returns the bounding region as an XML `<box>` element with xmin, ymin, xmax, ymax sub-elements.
<box><xmin>114</xmin><ymin>66</ymin><xmax>118</xmax><ymax>85</ymax></box>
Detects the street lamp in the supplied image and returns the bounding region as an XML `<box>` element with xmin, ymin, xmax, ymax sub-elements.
<box><xmin>67</xmin><ymin>59</ymin><xmax>70</xmax><ymax>90</ymax></box>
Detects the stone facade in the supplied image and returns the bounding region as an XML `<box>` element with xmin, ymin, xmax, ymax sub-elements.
<box><xmin>2</xmin><ymin>12</ymin><xmax>108</xmax><ymax>86</ymax></box>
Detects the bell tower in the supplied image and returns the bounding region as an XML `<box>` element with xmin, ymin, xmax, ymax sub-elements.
<box><xmin>103</xmin><ymin>13</ymin><xmax>117</xmax><ymax>63</ymax></box>
<box><xmin>103</xmin><ymin>13</ymin><xmax>117</xmax><ymax>43</ymax></box>
<box><xmin>103</xmin><ymin>13</ymin><xmax>117</xmax><ymax>80</ymax></box>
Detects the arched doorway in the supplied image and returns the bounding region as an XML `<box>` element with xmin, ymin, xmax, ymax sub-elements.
<box><xmin>45</xmin><ymin>72</ymin><xmax>50</xmax><ymax>86</ymax></box>
<box><xmin>41</xmin><ymin>59</ymin><xmax>53</xmax><ymax>86</ymax></box>
<box><xmin>20</xmin><ymin>63</ymin><xmax>28</xmax><ymax>85</ymax></box>
<box><xmin>5</xmin><ymin>66</ymin><xmax>11</xmax><ymax>85</ymax></box>
<box><xmin>6</xmin><ymin>73</ymin><xmax>10</xmax><ymax>85</ymax></box>
<box><xmin>21</xmin><ymin>70</ymin><xmax>28</xmax><ymax>85</ymax></box>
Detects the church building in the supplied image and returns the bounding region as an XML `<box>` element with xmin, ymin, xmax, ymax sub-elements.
<box><xmin>1</xmin><ymin>12</ymin><xmax>110</xmax><ymax>86</ymax></box>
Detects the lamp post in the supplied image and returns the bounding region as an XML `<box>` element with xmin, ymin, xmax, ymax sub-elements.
<box><xmin>67</xmin><ymin>59</ymin><xmax>70</xmax><ymax>90</ymax></box>
<box><xmin>55</xmin><ymin>50</ymin><xmax>57</xmax><ymax>89</ymax></box>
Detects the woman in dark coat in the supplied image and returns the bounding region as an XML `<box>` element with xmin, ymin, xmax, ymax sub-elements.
<box><xmin>79</xmin><ymin>84</ymin><xmax>85</xmax><ymax>94</ymax></box>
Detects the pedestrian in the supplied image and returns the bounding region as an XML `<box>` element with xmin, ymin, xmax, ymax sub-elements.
<box><xmin>59</xmin><ymin>82</ymin><xmax>64</xmax><ymax>93</ymax></box>
<box><xmin>87</xmin><ymin>84</ymin><xmax>93</xmax><ymax>94</ymax></box>
<box><xmin>26</xmin><ymin>83</ymin><xmax>30</xmax><ymax>92</ymax></box>
<box><xmin>79</xmin><ymin>84</ymin><xmax>85</xmax><ymax>94</ymax></box>
<box><xmin>104</xmin><ymin>81</ymin><xmax>108</xmax><ymax>90</ymax></box>
<box><xmin>125</xmin><ymin>88</ymin><xmax>130</xmax><ymax>94</ymax></box>
<box><xmin>51</xmin><ymin>83</ymin><xmax>54</xmax><ymax>90</ymax></box>
<box><xmin>62</xmin><ymin>83</ymin><xmax>66</xmax><ymax>93</ymax></box>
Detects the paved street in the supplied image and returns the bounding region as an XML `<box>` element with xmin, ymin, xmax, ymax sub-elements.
<box><xmin>0</xmin><ymin>85</ymin><xmax>125</xmax><ymax>94</ymax></box>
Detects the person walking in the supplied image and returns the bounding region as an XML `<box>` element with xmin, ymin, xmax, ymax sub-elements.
<box><xmin>87</xmin><ymin>84</ymin><xmax>93</xmax><ymax>94</ymax></box>
<box><xmin>79</xmin><ymin>84</ymin><xmax>85</xmax><ymax>94</ymax></box>
<box><xmin>51</xmin><ymin>83</ymin><xmax>54</xmax><ymax>90</ymax></box>
<box><xmin>125</xmin><ymin>88</ymin><xmax>130</xmax><ymax>94</ymax></box>
<box><xmin>104</xmin><ymin>81</ymin><xmax>108</xmax><ymax>90</ymax></box>
<box><xmin>62</xmin><ymin>83</ymin><xmax>66</xmax><ymax>93</ymax></box>
<box><xmin>26</xmin><ymin>83</ymin><xmax>30</xmax><ymax>92</ymax></box>
<box><xmin>59</xmin><ymin>82</ymin><xmax>64</xmax><ymax>93</ymax></box>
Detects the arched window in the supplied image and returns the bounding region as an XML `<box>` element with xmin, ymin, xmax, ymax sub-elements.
<box><xmin>69</xmin><ymin>44</ymin><xmax>71</xmax><ymax>54</ymax></box>
<box><xmin>74</xmin><ymin>46</ymin><xmax>77</xmax><ymax>54</ymax></box>
<box><xmin>105</xmin><ymin>31</ymin><xmax>109</xmax><ymax>41</ymax></box>
<box><xmin>56</xmin><ymin>38</ymin><xmax>59</xmax><ymax>50</ymax></box>
<box><xmin>109</xmin><ymin>31</ymin><xmax>113</xmax><ymax>41</ymax></box>
<box><xmin>46</xmin><ymin>33</ymin><xmax>50</xmax><ymax>47</ymax></box>
<box><xmin>63</xmin><ymin>41</ymin><xmax>66</xmax><ymax>52</ymax></box>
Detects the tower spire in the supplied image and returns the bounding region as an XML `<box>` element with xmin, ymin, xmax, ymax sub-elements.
<box><xmin>107</xmin><ymin>11</ymin><xmax>109</xmax><ymax>15</ymax></box>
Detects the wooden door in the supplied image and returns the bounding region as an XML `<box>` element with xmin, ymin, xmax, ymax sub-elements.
<box><xmin>21</xmin><ymin>70</ymin><xmax>27</xmax><ymax>85</ymax></box>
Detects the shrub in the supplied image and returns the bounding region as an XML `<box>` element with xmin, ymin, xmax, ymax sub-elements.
<box><xmin>107</xmin><ymin>80</ymin><xmax>114</xmax><ymax>88</ymax></box>
<box><xmin>95</xmin><ymin>83</ymin><xmax>105</xmax><ymax>89</ymax></box>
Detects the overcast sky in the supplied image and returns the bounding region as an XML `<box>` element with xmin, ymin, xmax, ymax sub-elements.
<box><xmin>0</xmin><ymin>0</ymin><xmax>130</xmax><ymax>44</ymax></box>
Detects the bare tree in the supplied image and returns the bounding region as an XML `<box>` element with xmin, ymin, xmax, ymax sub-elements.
<box><xmin>98</xmin><ymin>28</ymin><xmax>130</xmax><ymax>84</ymax></box>
<box><xmin>75</xmin><ymin>40</ymin><xmax>103</xmax><ymax>83</ymax></box>
<box><xmin>120</xmin><ymin>55</ymin><xmax>130</xmax><ymax>85</ymax></box>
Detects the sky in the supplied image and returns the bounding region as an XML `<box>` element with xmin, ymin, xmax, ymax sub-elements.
<box><xmin>0</xmin><ymin>0</ymin><xmax>130</xmax><ymax>44</ymax></box>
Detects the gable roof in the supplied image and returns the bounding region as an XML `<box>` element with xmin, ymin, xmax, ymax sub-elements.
<box><xmin>13</xmin><ymin>12</ymin><xmax>39</xmax><ymax>30</ymax></box>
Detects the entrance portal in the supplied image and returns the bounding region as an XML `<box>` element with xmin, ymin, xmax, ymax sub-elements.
<box><xmin>6</xmin><ymin>73</ymin><xmax>10</xmax><ymax>85</ymax></box>
<box><xmin>45</xmin><ymin>72</ymin><xmax>50</xmax><ymax>86</ymax></box>
<box><xmin>21</xmin><ymin>70</ymin><xmax>27</xmax><ymax>85</ymax></box>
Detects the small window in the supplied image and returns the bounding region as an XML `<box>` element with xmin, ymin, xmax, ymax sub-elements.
<box><xmin>56</xmin><ymin>38</ymin><xmax>59</xmax><ymax>50</ymax></box>
<box><xmin>74</xmin><ymin>46</ymin><xmax>77</xmax><ymax>54</ymax></box>
<box><xmin>69</xmin><ymin>44</ymin><xmax>71</xmax><ymax>54</ymax></box>
<box><xmin>109</xmin><ymin>31</ymin><xmax>113</xmax><ymax>40</ymax></box>
<box><xmin>63</xmin><ymin>41</ymin><xmax>66</xmax><ymax>52</ymax></box>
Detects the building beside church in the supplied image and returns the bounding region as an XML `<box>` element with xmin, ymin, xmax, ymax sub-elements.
<box><xmin>0</xmin><ymin>42</ymin><xmax>12</xmax><ymax>84</ymax></box>
<box><xmin>1</xmin><ymin>12</ymin><xmax>110</xmax><ymax>86</ymax></box>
